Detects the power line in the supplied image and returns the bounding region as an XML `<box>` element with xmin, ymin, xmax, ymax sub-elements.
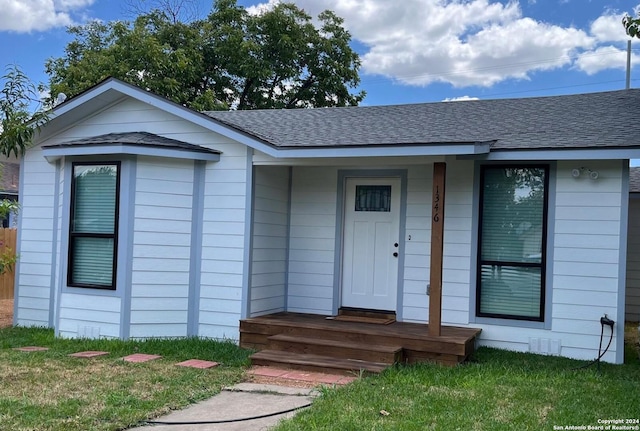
<box><xmin>463</xmin><ymin>78</ymin><xmax>640</xmax><ymax>99</ymax></box>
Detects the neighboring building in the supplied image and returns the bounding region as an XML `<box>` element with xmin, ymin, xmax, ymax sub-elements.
<box><xmin>0</xmin><ymin>160</ymin><xmax>19</xmax><ymax>227</ymax></box>
<box><xmin>13</xmin><ymin>78</ymin><xmax>640</xmax><ymax>364</ymax></box>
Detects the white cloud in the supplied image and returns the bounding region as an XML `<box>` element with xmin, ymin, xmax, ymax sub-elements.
<box><xmin>590</xmin><ymin>11</ymin><xmax>631</xmax><ymax>43</ymax></box>
<box><xmin>442</xmin><ymin>95</ymin><xmax>480</xmax><ymax>102</ymax></box>
<box><xmin>246</xmin><ymin>0</ymin><xmax>279</xmax><ymax>15</ymax></box>
<box><xmin>0</xmin><ymin>0</ymin><xmax>94</xmax><ymax>32</ymax></box>
<box><xmin>575</xmin><ymin>7</ymin><xmax>640</xmax><ymax>75</ymax></box>
<box><xmin>364</xmin><ymin>17</ymin><xmax>592</xmax><ymax>87</ymax></box>
<box><xmin>575</xmin><ymin>45</ymin><xmax>639</xmax><ymax>75</ymax></box>
<box><xmin>250</xmin><ymin>0</ymin><xmax>638</xmax><ymax>88</ymax></box>
<box><xmin>54</xmin><ymin>0</ymin><xmax>93</xmax><ymax>11</ymax></box>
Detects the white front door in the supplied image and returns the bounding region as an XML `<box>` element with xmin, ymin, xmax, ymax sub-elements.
<box><xmin>341</xmin><ymin>177</ymin><xmax>401</xmax><ymax>311</ymax></box>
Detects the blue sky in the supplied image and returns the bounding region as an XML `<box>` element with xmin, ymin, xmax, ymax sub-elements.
<box><xmin>0</xmin><ymin>0</ymin><xmax>638</xmax><ymax>107</ymax></box>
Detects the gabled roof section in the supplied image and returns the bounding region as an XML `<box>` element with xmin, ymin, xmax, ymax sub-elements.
<box><xmin>42</xmin><ymin>132</ymin><xmax>221</xmax><ymax>162</ymax></box>
<box><xmin>204</xmin><ymin>89</ymin><xmax>640</xmax><ymax>153</ymax></box>
<box><xmin>38</xmin><ymin>77</ymin><xmax>640</xmax><ymax>160</ymax></box>
<box><xmin>631</xmin><ymin>167</ymin><xmax>640</xmax><ymax>193</ymax></box>
<box><xmin>37</xmin><ymin>77</ymin><xmax>273</xmax><ymax>154</ymax></box>
<box><xmin>37</xmin><ymin>77</ymin><xmax>489</xmax><ymax>158</ymax></box>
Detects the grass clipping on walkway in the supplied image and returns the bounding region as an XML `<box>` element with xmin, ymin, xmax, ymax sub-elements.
<box><xmin>275</xmin><ymin>324</ymin><xmax>640</xmax><ymax>431</ymax></box>
<box><xmin>0</xmin><ymin>327</ymin><xmax>251</xmax><ymax>431</ymax></box>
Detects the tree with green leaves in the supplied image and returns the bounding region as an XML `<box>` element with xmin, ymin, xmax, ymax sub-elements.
<box><xmin>0</xmin><ymin>65</ymin><xmax>34</xmax><ymax>274</ymax></box>
<box><xmin>46</xmin><ymin>0</ymin><xmax>364</xmax><ymax>111</ymax></box>
<box><xmin>46</xmin><ymin>13</ymin><xmax>218</xmax><ymax>111</ymax></box>
<box><xmin>0</xmin><ymin>65</ymin><xmax>47</xmax><ymax>157</ymax></box>
<box><xmin>623</xmin><ymin>12</ymin><xmax>640</xmax><ymax>38</ymax></box>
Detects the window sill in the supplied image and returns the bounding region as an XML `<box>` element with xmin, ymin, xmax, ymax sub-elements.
<box><xmin>63</xmin><ymin>286</ymin><xmax>120</xmax><ymax>297</ymax></box>
<box><xmin>471</xmin><ymin>315</ymin><xmax>549</xmax><ymax>330</ymax></box>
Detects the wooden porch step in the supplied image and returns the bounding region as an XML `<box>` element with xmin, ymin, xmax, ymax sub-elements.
<box><xmin>268</xmin><ymin>334</ymin><xmax>403</xmax><ymax>364</ymax></box>
<box><xmin>241</xmin><ymin>319</ymin><xmax>472</xmax><ymax>356</ymax></box>
<box><xmin>250</xmin><ymin>349</ymin><xmax>389</xmax><ymax>375</ymax></box>
<box><xmin>240</xmin><ymin>312</ymin><xmax>483</xmax><ymax>367</ymax></box>
<box><xmin>338</xmin><ymin>308</ymin><xmax>396</xmax><ymax>321</ymax></box>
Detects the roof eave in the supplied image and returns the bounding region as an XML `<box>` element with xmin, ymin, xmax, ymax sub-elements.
<box><xmin>458</xmin><ymin>146</ymin><xmax>640</xmax><ymax>161</ymax></box>
<box><xmin>42</xmin><ymin>143</ymin><xmax>221</xmax><ymax>163</ymax></box>
<box><xmin>260</xmin><ymin>140</ymin><xmax>492</xmax><ymax>159</ymax></box>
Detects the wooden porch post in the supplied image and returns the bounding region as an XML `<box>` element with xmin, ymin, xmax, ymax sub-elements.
<box><xmin>429</xmin><ymin>163</ymin><xmax>446</xmax><ymax>336</ymax></box>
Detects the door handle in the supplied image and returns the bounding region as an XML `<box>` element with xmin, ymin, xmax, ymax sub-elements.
<box><xmin>393</xmin><ymin>252</ymin><xmax>398</xmax><ymax>257</ymax></box>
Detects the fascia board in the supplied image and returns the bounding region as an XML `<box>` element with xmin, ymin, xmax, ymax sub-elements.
<box><xmin>42</xmin><ymin>143</ymin><xmax>220</xmax><ymax>163</ymax></box>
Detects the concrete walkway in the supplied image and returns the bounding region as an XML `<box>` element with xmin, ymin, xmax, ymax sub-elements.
<box><xmin>128</xmin><ymin>383</ymin><xmax>318</xmax><ymax>431</ymax></box>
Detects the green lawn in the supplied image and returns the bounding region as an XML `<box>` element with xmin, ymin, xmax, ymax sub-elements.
<box><xmin>0</xmin><ymin>326</ymin><xmax>252</xmax><ymax>431</ymax></box>
<box><xmin>2</xmin><ymin>325</ymin><xmax>639</xmax><ymax>431</ymax></box>
<box><xmin>274</xmin><ymin>325</ymin><xmax>640</xmax><ymax>431</ymax></box>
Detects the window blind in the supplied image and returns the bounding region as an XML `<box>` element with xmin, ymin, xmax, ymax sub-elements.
<box><xmin>69</xmin><ymin>164</ymin><xmax>119</xmax><ymax>288</ymax></box>
<box><xmin>478</xmin><ymin>166</ymin><xmax>546</xmax><ymax>320</ymax></box>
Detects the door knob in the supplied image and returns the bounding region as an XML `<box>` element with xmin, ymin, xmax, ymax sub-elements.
<box><xmin>394</xmin><ymin>243</ymin><xmax>399</xmax><ymax>247</ymax></box>
<box><xmin>393</xmin><ymin>252</ymin><xmax>398</xmax><ymax>257</ymax></box>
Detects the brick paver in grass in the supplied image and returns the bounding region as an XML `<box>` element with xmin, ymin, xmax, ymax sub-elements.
<box><xmin>13</xmin><ymin>346</ymin><xmax>50</xmax><ymax>352</ymax></box>
<box><xmin>176</xmin><ymin>359</ymin><xmax>219</xmax><ymax>369</ymax></box>
<box><xmin>69</xmin><ymin>351</ymin><xmax>109</xmax><ymax>358</ymax></box>
<box><xmin>122</xmin><ymin>353</ymin><xmax>162</xmax><ymax>363</ymax></box>
<box><xmin>280</xmin><ymin>370</ymin><xmax>344</xmax><ymax>384</ymax></box>
<box><xmin>248</xmin><ymin>366</ymin><xmax>357</xmax><ymax>385</ymax></box>
<box><xmin>247</xmin><ymin>366</ymin><xmax>289</xmax><ymax>378</ymax></box>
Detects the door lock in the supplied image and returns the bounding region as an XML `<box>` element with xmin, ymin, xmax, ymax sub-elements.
<box><xmin>393</xmin><ymin>252</ymin><xmax>398</xmax><ymax>257</ymax></box>
<box><xmin>394</xmin><ymin>243</ymin><xmax>399</xmax><ymax>247</ymax></box>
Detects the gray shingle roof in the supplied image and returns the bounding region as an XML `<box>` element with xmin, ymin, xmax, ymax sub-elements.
<box><xmin>631</xmin><ymin>167</ymin><xmax>640</xmax><ymax>193</ymax></box>
<box><xmin>45</xmin><ymin>132</ymin><xmax>221</xmax><ymax>155</ymax></box>
<box><xmin>204</xmin><ymin>89</ymin><xmax>640</xmax><ymax>151</ymax></box>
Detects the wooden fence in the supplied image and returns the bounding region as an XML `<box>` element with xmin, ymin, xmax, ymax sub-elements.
<box><xmin>0</xmin><ymin>228</ymin><xmax>17</xmax><ymax>300</ymax></box>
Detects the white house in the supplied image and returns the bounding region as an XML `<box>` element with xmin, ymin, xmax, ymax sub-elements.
<box><xmin>13</xmin><ymin>78</ymin><xmax>640</xmax><ymax>364</ymax></box>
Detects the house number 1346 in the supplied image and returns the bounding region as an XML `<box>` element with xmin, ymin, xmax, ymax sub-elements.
<box><xmin>433</xmin><ymin>185</ymin><xmax>440</xmax><ymax>223</ymax></box>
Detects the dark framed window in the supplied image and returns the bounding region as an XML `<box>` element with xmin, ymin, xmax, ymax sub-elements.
<box><xmin>68</xmin><ymin>162</ymin><xmax>120</xmax><ymax>289</ymax></box>
<box><xmin>476</xmin><ymin>165</ymin><xmax>549</xmax><ymax>321</ymax></box>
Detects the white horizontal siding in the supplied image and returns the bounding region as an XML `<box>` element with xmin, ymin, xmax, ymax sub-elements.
<box><xmin>130</xmin><ymin>157</ymin><xmax>193</xmax><ymax>338</ymax></box>
<box><xmin>626</xmin><ymin>197</ymin><xmax>640</xmax><ymax>321</ymax></box>
<box><xmin>52</xmin><ymin>161</ymin><xmax>64</xmax><ymax>328</ymax></box>
<box><xmin>50</xmin><ymin>98</ymin><xmax>240</xmax><ymax>148</ymax></box>
<box><xmin>16</xmin><ymin>149</ymin><xmax>55</xmax><ymax>327</ymax></box>
<box><xmin>250</xmin><ymin>166</ymin><xmax>289</xmax><ymax>316</ymax></box>
<box><xmin>402</xmin><ymin>165</ymin><xmax>431</xmax><ymax>322</ymax></box>
<box><xmin>57</xmin><ymin>293</ymin><xmax>120</xmax><ymax>338</ymax></box>
<box><xmin>287</xmin><ymin>167</ymin><xmax>337</xmax><ymax>314</ymax></box>
<box><xmin>402</xmin><ymin>162</ymin><xmax>474</xmax><ymax>325</ymax></box>
<box><xmin>441</xmin><ymin>162</ymin><xmax>473</xmax><ymax>325</ymax></box>
<box><xmin>550</xmin><ymin>160</ymin><xmax>623</xmax><ymax>361</ymax></box>
<box><xmin>39</xmin><ymin>98</ymin><xmax>243</xmax><ymax>151</ymax></box>
<box><xmin>198</xmin><ymin>143</ymin><xmax>249</xmax><ymax>341</ymax></box>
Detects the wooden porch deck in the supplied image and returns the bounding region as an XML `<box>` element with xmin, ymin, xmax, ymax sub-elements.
<box><xmin>240</xmin><ymin>312</ymin><xmax>482</xmax><ymax>374</ymax></box>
